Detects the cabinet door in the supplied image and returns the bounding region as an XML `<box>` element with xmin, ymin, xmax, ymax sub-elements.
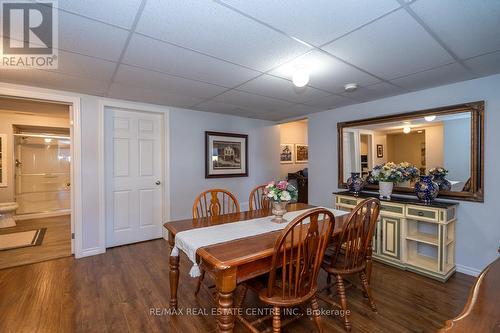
<box><xmin>381</xmin><ymin>216</ymin><xmax>401</xmax><ymax>260</ymax></box>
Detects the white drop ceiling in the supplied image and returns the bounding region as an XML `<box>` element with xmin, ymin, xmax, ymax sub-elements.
<box><xmin>1</xmin><ymin>0</ymin><xmax>499</xmax><ymax>121</ymax></box>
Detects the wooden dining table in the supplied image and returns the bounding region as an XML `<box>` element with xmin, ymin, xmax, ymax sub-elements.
<box><xmin>163</xmin><ymin>203</ymin><xmax>352</xmax><ymax>333</ymax></box>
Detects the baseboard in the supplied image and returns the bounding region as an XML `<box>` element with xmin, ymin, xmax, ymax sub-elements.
<box><xmin>455</xmin><ymin>264</ymin><xmax>481</xmax><ymax>277</ymax></box>
<box><xmin>80</xmin><ymin>246</ymin><xmax>105</xmax><ymax>258</ymax></box>
<box><xmin>15</xmin><ymin>210</ymin><xmax>71</xmax><ymax>220</ymax></box>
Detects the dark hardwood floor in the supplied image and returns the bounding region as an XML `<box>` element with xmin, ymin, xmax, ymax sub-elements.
<box><xmin>0</xmin><ymin>239</ymin><xmax>474</xmax><ymax>333</ymax></box>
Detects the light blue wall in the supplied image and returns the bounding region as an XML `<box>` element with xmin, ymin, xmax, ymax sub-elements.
<box><xmin>443</xmin><ymin>118</ymin><xmax>471</xmax><ymax>182</ymax></box>
<box><xmin>308</xmin><ymin>74</ymin><xmax>500</xmax><ymax>275</ymax></box>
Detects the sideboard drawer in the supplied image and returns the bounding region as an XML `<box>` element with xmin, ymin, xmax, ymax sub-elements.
<box><xmin>338</xmin><ymin>197</ymin><xmax>358</xmax><ymax>206</ymax></box>
<box><xmin>406</xmin><ymin>206</ymin><xmax>438</xmax><ymax>222</ymax></box>
<box><xmin>380</xmin><ymin>203</ymin><xmax>404</xmax><ymax>216</ymax></box>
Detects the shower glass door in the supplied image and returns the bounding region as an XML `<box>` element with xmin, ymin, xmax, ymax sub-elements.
<box><xmin>14</xmin><ymin>134</ymin><xmax>71</xmax><ymax>215</ymax></box>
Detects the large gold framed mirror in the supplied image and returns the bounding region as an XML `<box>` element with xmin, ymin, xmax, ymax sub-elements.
<box><xmin>337</xmin><ymin>101</ymin><xmax>484</xmax><ymax>202</ymax></box>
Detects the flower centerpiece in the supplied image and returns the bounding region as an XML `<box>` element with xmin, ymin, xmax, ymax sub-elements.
<box><xmin>264</xmin><ymin>180</ymin><xmax>298</xmax><ymax>223</ymax></box>
<box><xmin>397</xmin><ymin>162</ymin><xmax>420</xmax><ymax>187</ymax></box>
<box><xmin>372</xmin><ymin>162</ymin><xmax>403</xmax><ymax>199</ymax></box>
<box><xmin>429</xmin><ymin>167</ymin><xmax>451</xmax><ymax>191</ymax></box>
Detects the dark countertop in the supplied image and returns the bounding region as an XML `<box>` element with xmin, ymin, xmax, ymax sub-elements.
<box><xmin>333</xmin><ymin>191</ymin><xmax>459</xmax><ymax>209</ymax></box>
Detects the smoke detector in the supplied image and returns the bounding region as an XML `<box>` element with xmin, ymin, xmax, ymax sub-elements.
<box><xmin>344</xmin><ymin>83</ymin><xmax>358</xmax><ymax>93</ymax></box>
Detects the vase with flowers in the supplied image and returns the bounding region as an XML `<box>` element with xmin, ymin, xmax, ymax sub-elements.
<box><xmin>397</xmin><ymin>162</ymin><xmax>420</xmax><ymax>187</ymax></box>
<box><xmin>429</xmin><ymin>167</ymin><xmax>451</xmax><ymax>191</ymax></box>
<box><xmin>264</xmin><ymin>180</ymin><xmax>298</xmax><ymax>223</ymax></box>
<box><xmin>372</xmin><ymin>162</ymin><xmax>404</xmax><ymax>199</ymax></box>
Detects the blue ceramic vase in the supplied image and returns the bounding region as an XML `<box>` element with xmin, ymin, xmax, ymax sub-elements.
<box><xmin>433</xmin><ymin>175</ymin><xmax>452</xmax><ymax>191</ymax></box>
<box><xmin>347</xmin><ymin>172</ymin><xmax>365</xmax><ymax>196</ymax></box>
<box><xmin>415</xmin><ymin>176</ymin><xmax>439</xmax><ymax>203</ymax></box>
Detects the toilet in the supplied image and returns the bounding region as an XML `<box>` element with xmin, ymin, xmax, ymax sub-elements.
<box><xmin>0</xmin><ymin>202</ymin><xmax>19</xmax><ymax>228</ymax></box>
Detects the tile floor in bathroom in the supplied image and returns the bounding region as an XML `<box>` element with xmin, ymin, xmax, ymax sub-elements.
<box><xmin>0</xmin><ymin>215</ymin><xmax>71</xmax><ymax>270</ymax></box>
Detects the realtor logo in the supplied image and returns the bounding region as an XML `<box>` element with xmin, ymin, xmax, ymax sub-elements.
<box><xmin>1</xmin><ymin>0</ymin><xmax>58</xmax><ymax>68</ymax></box>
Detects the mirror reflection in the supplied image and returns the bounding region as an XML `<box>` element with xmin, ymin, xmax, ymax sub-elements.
<box><xmin>342</xmin><ymin>111</ymin><xmax>472</xmax><ymax>192</ymax></box>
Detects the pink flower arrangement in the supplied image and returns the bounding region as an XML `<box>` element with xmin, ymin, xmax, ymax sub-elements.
<box><xmin>264</xmin><ymin>180</ymin><xmax>298</xmax><ymax>202</ymax></box>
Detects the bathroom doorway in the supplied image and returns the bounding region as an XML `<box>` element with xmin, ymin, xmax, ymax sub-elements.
<box><xmin>0</xmin><ymin>97</ymin><xmax>72</xmax><ymax>269</ymax></box>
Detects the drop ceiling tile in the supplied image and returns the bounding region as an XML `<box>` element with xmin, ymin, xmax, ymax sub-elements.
<box><xmin>270</xmin><ymin>50</ymin><xmax>380</xmax><ymax>93</ymax></box>
<box><xmin>194</xmin><ymin>100</ymin><xmax>241</xmax><ymax>114</ymax></box>
<box><xmin>465</xmin><ymin>51</ymin><xmax>500</xmax><ymax>76</ymax></box>
<box><xmin>213</xmin><ymin>90</ymin><xmax>294</xmax><ymax>113</ymax></box>
<box><xmin>122</xmin><ymin>34</ymin><xmax>261</xmax><ymax>87</ymax></box>
<box><xmin>248</xmin><ymin>111</ymin><xmax>287</xmax><ymax>122</ymax></box>
<box><xmin>322</xmin><ymin>10</ymin><xmax>454</xmax><ymax>79</ymax></box>
<box><xmin>340</xmin><ymin>82</ymin><xmax>406</xmax><ymax>102</ymax></box>
<box><xmin>58</xmin><ymin>10</ymin><xmax>130</xmax><ymax>61</ymax></box>
<box><xmin>220</xmin><ymin>0</ymin><xmax>400</xmax><ymax>46</ymax></box>
<box><xmin>391</xmin><ymin>63</ymin><xmax>476</xmax><ymax>91</ymax></box>
<box><xmin>286</xmin><ymin>104</ymin><xmax>323</xmax><ymax>116</ymax></box>
<box><xmin>136</xmin><ymin>0</ymin><xmax>311</xmax><ymax>71</ymax></box>
<box><xmin>411</xmin><ymin>0</ymin><xmax>500</xmax><ymax>59</ymax></box>
<box><xmin>114</xmin><ymin>65</ymin><xmax>227</xmax><ymax>99</ymax></box>
<box><xmin>0</xmin><ymin>69</ymin><xmax>109</xmax><ymax>96</ymax></box>
<box><xmin>108</xmin><ymin>83</ymin><xmax>205</xmax><ymax>108</ymax></box>
<box><xmin>237</xmin><ymin>75</ymin><xmax>330</xmax><ymax>103</ymax></box>
<box><xmin>302</xmin><ymin>94</ymin><xmax>355</xmax><ymax>110</ymax></box>
<box><xmin>55</xmin><ymin>0</ymin><xmax>142</xmax><ymax>29</ymax></box>
<box><xmin>46</xmin><ymin>50</ymin><xmax>117</xmax><ymax>81</ymax></box>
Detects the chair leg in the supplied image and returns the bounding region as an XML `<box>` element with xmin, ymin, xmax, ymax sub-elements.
<box><xmin>236</xmin><ymin>285</ymin><xmax>248</xmax><ymax>308</ymax></box>
<box><xmin>336</xmin><ymin>275</ymin><xmax>351</xmax><ymax>332</ymax></box>
<box><xmin>272</xmin><ymin>306</ymin><xmax>281</xmax><ymax>333</ymax></box>
<box><xmin>310</xmin><ymin>297</ymin><xmax>323</xmax><ymax>333</ymax></box>
<box><xmin>194</xmin><ymin>269</ymin><xmax>205</xmax><ymax>296</ymax></box>
<box><xmin>360</xmin><ymin>271</ymin><xmax>377</xmax><ymax>312</ymax></box>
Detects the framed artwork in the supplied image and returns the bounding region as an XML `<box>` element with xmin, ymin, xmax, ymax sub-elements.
<box><xmin>295</xmin><ymin>144</ymin><xmax>308</xmax><ymax>163</ymax></box>
<box><xmin>377</xmin><ymin>144</ymin><xmax>384</xmax><ymax>158</ymax></box>
<box><xmin>280</xmin><ymin>144</ymin><xmax>294</xmax><ymax>164</ymax></box>
<box><xmin>205</xmin><ymin>131</ymin><xmax>248</xmax><ymax>178</ymax></box>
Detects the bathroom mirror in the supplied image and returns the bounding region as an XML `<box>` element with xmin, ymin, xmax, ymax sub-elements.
<box><xmin>337</xmin><ymin>101</ymin><xmax>484</xmax><ymax>202</ymax></box>
<box><xmin>0</xmin><ymin>134</ymin><xmax>6</xmax><ymax>187</ymax></box>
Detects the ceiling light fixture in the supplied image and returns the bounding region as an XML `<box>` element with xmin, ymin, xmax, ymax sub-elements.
<box><xmin>344</xmin><ymin>83</ymin><xmax>358</xmax><ymax>92</ymax></box>
<box><xmin>403</xmin><ymin>126</ymin><xmax>411</xmax><ymax>134</ymax></box>
<box><xmin>44</xmin><ymin>138</ymin><xmax>52</xmax><ymax>143</ymax></box>
<box><xmin>292</xmin><ymin>67</ymin><xmax>309</xmax><ymax>87</ymax></box>
<box><xmin>425</xmin><ymin>115</ymin><xmax>436</xmax><ymax>122</ymax></box>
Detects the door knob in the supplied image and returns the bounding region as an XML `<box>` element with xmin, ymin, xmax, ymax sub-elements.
<box><xmin>155</xmin><ymin>180</ymin><xmax>161</xmax><ymax>185</ymax></box>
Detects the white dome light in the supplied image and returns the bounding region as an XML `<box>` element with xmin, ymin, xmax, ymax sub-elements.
<box><xmin>292</xmin><ymin>68</ymin><xmax>309</xmax><ymax>87</ymax></box>
<box><xmin>403</xmin><ymin>126</ymin><xmax>411</xmax><ymax>134</ymax></box>
<box><xmin>425</xmin><ymin>115</ymin><xmax>436</xmax><ymax>122</ymax></box>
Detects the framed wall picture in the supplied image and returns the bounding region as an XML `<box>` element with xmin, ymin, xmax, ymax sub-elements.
<box><xmin>377</xmin><ymin>144</ymin><xmax>384</xmax><ymax>158</ymax></box>
<box><xmin>295</xmin><ymin>144</ymin><xmax>308</xmax><ymax>163</ymax></box>
<box><xmin>280</xmin><ymin>144</ymin><xmax>294</xmax><ymax>164</ymax></box>
<box><xmin>205</xmin><ymin>131</ymin><xmax>248</xmax><ymax>178</ymax></box>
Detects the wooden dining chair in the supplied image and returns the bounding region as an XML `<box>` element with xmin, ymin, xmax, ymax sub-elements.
<box><xmin>320</xmin><ymin>198</ymin><xmax>380</xmax><ymax>332</ymax></box>
<box><xmin>236</xmin><ymin>208</ymin><xmax>336</xmax><ymax>333</ymax></box>
<box><xmin>192</xmin><ymin>189</ymin><xmax>240</xmax><ymax>297</ymax></box>
<box><xmin>248</xmin><ymin>184</ymin><xmax>270</xmax><ymax>211</ymax></box>
<box><xmin>192</xmin><ymin>188</ymin><xmax>240</xmax><ymax>219</ymax></box>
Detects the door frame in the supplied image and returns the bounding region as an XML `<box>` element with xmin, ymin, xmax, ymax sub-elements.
<box><xmin>0</xmin><ymin>82</ymin><xmax>82</xmax><ymax>257</ymax></box>
<box><xmin>98</xmin><ymin>99</ymin><xmax>170</xmax><ymax>252</ymax></box>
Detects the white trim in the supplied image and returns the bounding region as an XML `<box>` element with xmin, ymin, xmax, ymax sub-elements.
<box><xmin>98</xmin><ymin>99</ymin><xmax>171</xmax><ymax>253</ymax></box>
<box><xmin>456</xmin><ymin>264</ymin><xmax>481</xmax><ymax>277</ymax></box>
<box><xmin>0</xmin><ymin>82</ymin><xmax>83</xmax><ymax>258</ymax></box>
<box><xmin>15</xmin><ymin>210</ymin><xmax>70</xmax><ymax>221</ymax></box>
<box><xmin>81</xmin><ymin>246</ymin><xmax>105</xmax><ymax>257</ymax></box>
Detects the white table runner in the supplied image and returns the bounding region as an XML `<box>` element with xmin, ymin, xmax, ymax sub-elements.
<box><xmin>170</xmin><ymin>207</ymin><xmax>349</xmax><ymax>277</ymax></box>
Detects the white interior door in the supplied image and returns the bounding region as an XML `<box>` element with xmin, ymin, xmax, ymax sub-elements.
<box><xmin>105</xmin><ymin>108</ymin><xmax>163</xmax><ymax>247</ymax></box>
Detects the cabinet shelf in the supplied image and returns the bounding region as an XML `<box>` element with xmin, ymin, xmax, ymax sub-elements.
<box><xmin>407</xmin><ymin>253</ymin><xmax>438</xmax><ymax>272</ymax></box>
<box><xmin>406</xmin><ymin>232</ymin><xmax>438</xmax><ymax>246</ymax></box>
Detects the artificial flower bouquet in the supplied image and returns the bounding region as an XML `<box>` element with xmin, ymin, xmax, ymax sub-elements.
<box><xmin>264</xmin><ymin>180</ymin><xmax>298</xmax><ymax>202</ymax></box>
<box><xmin>429</xmin><ymin>167</ymin><xmax>449</xmax><ymax>178</ymax></box>
<box><xmin>372</xmin><ymin>162</ymin><xmax>404</xmax><ymax>183</ymax></box>
<box><xmin>398</xmin><ymin>162</ymin><xmax>420</xmax><ymax>181</ymax></box>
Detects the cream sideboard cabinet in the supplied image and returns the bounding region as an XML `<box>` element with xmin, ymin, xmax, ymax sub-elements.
<box><xmin>334</xmin><ymin>191</ymin><xmax>458</xmax><ymax>282</ymax></box>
